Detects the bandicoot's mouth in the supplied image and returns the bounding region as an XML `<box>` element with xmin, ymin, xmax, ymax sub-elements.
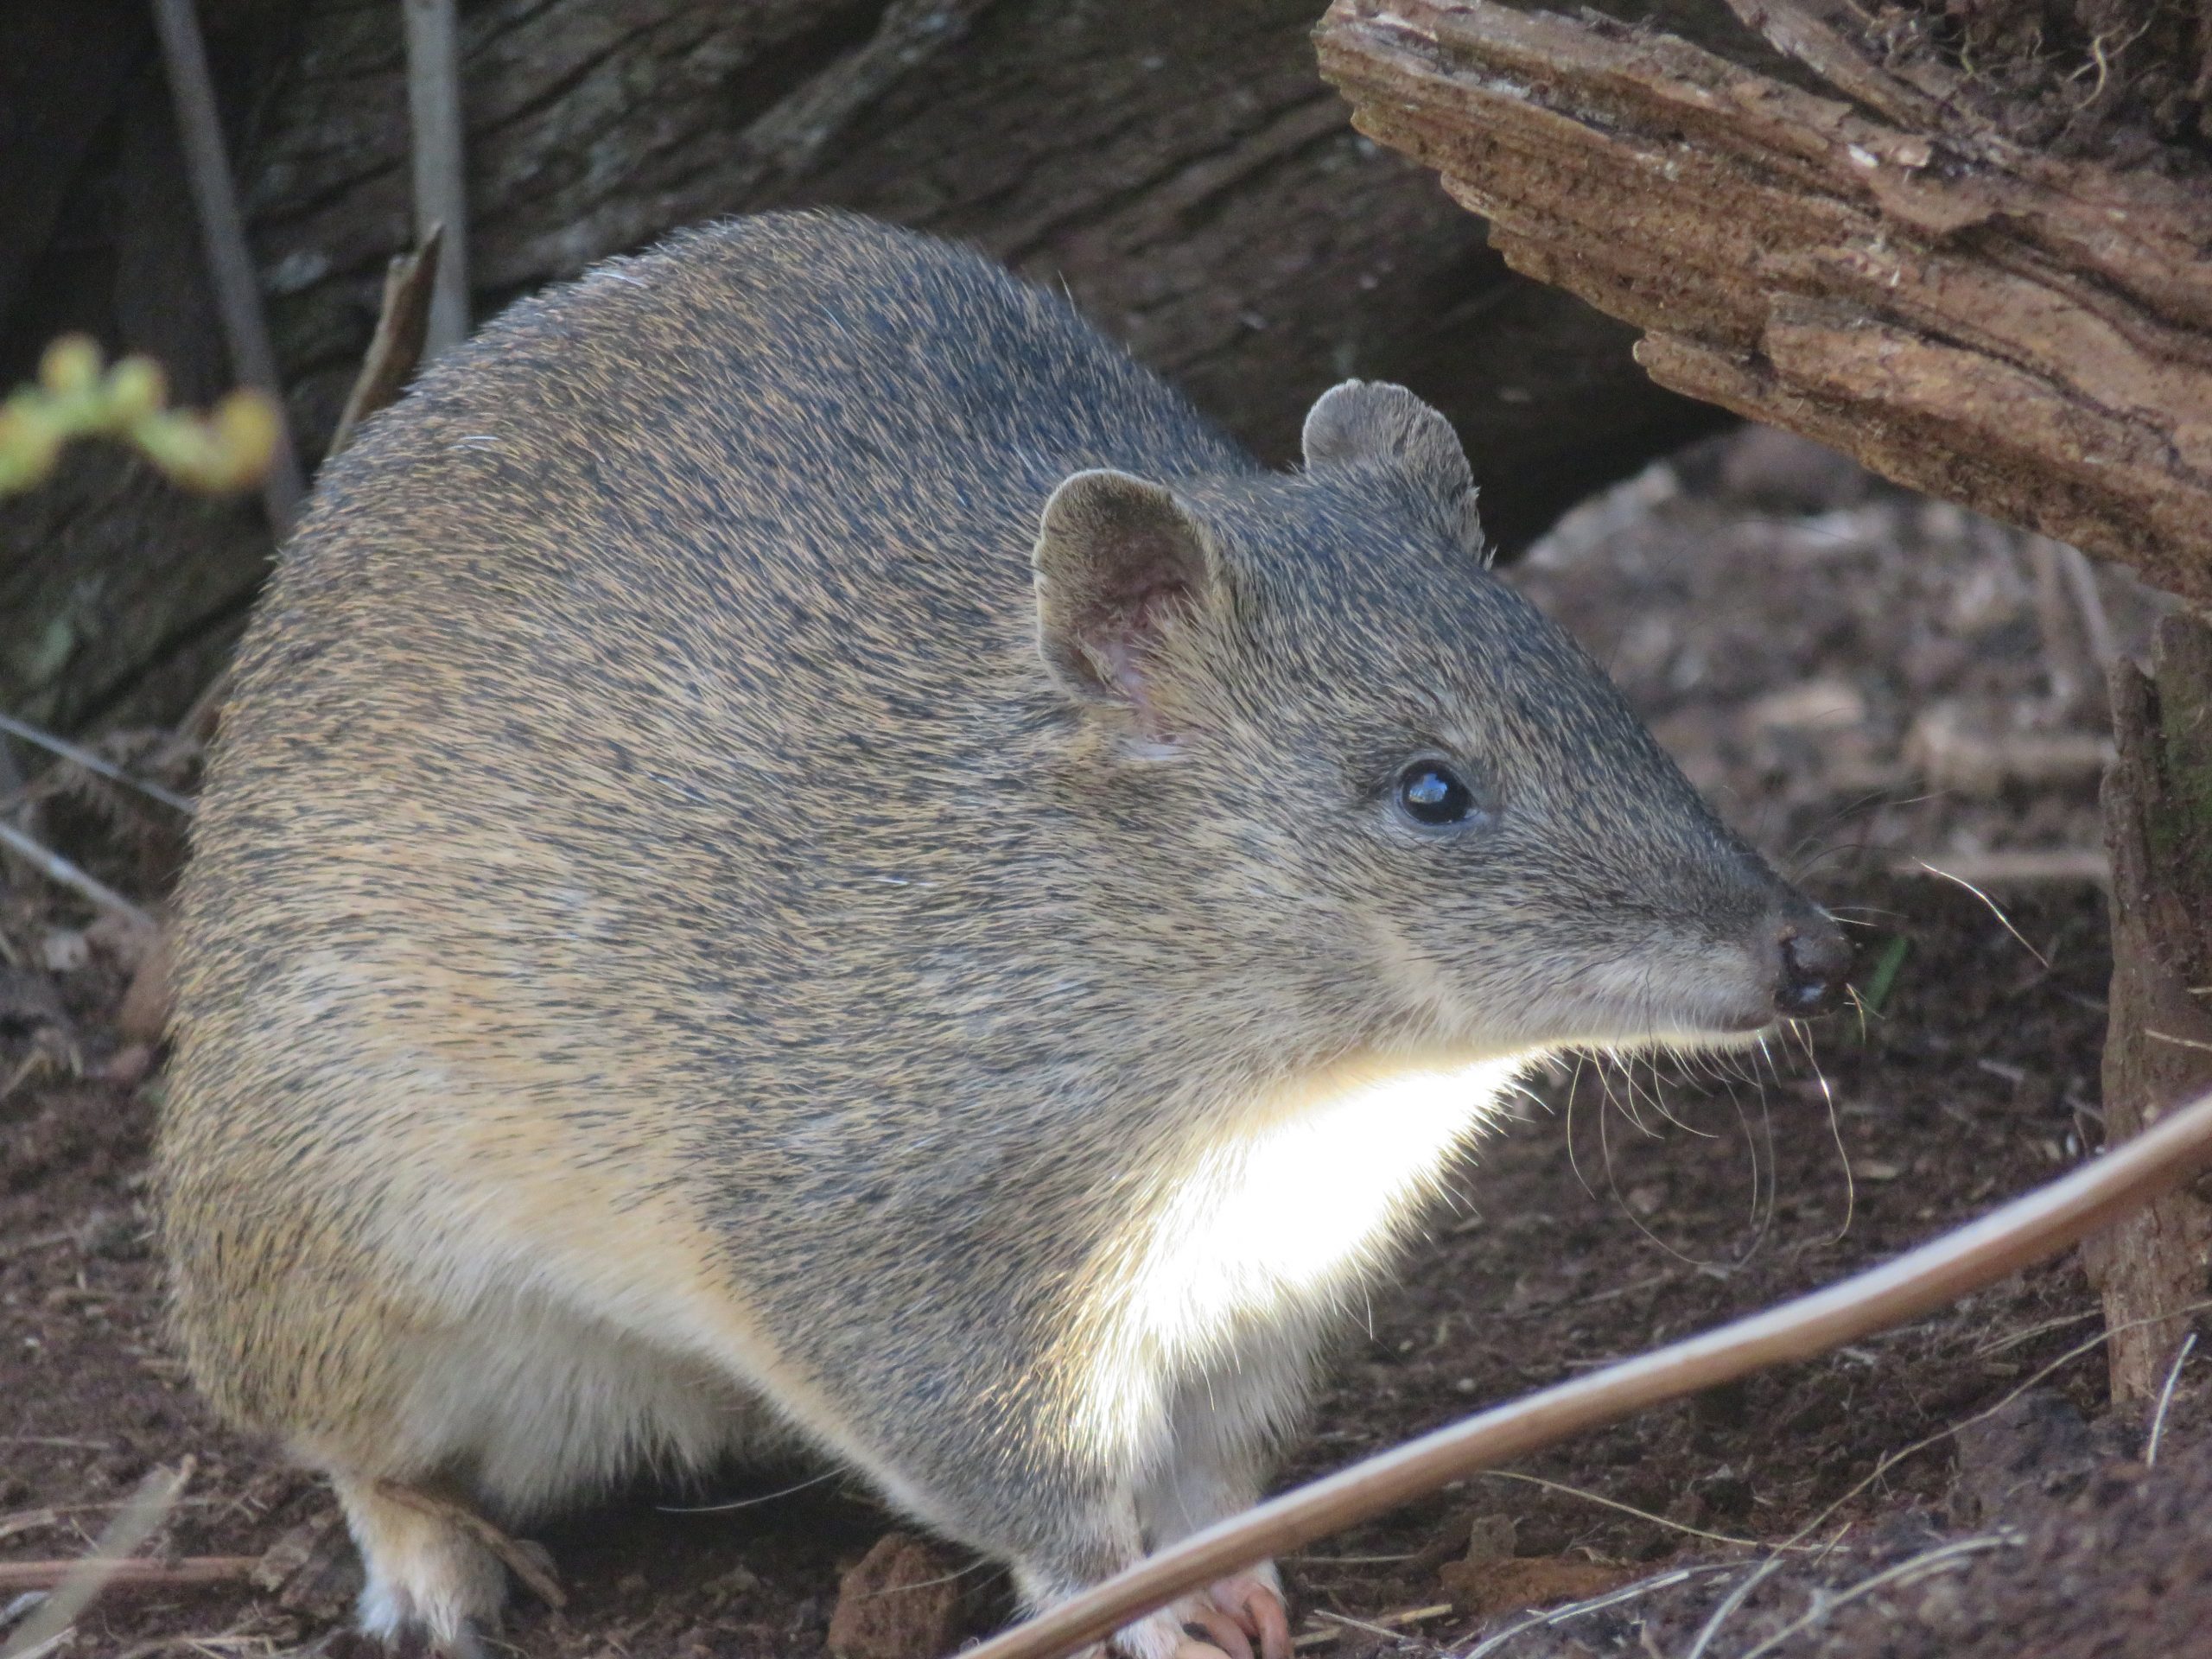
<box><xmin>1646</xmin><ymin>1020</ymin><xmax>1777</xmax><ymax>1053</ymax></box>
<box><xmin>1561</xmin><ymin>991</ymin><xmax>1786</xmax><ymax>1057</ymax></box>
<box><xmin>1548</xmin><ymin>947</ymin><xmax>1811</xmax><ymax>1053</ymax></box>
<box><xmin>1382</xmin><ymin>923</ymin><xmax>1807</xmax><ymax>1061</ymax></box>
<box><xmin>1567</xmin><ymin>1024</ymin><xmax>1771</xmax><ymax>1065</ymax></box>
<box><xmin>1403</xmin><ymin>984</ymin><xmax>1785</xmax><ymax>1066</ymax></box>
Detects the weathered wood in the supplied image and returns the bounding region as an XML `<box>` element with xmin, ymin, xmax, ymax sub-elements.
<box><xmin>1316</xmin><ymin>0</ymin><xmax>2212</xmax><ymax>605</ymax></box>
<box><xmin>2084</xmin><ymin>613</ymin><xmax>2212</xmax><ymax>1406</ymax></box>
<box><xmin>2</xmin><ymin>0</ymin><xmax>1726</xmax><ymax>734</ymax></box>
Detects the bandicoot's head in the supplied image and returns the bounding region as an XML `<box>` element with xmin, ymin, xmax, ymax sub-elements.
<box><xmin>1027</xmin><ymin>379</ymin><xmax>1847</xmax><ymax>1064</ymax></box>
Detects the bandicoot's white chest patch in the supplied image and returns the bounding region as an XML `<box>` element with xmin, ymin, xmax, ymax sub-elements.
<box><xmin>1071</xmin><ymin>1052</ymin><xmax>1529</xmax><ymax>1459</ymax></box>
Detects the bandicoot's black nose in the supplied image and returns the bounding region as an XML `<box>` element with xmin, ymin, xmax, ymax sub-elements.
<box><xmin>1774</xmin><ymin>912</ymin><xmax>1851</xmax><ymax>1018</ymax></box>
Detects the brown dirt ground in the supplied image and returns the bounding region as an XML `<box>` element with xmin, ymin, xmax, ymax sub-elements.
<box><xmin>3</xmin><ymin>428</ymin><xmax>2205</xmax><ymax>1659</ymax></box>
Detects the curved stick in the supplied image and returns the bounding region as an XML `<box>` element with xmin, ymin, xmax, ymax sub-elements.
<box><xmin>960</xmin><ymin>1089</ymin><xmax>2212</xmax><ymax>1659</ymax></box>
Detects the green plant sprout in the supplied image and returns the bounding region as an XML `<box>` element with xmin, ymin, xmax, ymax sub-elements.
<box><xmin>0</xmin><ymin>335</ymin><xmax>280</xmax><ymax>497</ymax></box>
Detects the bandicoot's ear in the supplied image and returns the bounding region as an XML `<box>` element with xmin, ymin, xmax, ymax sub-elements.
<box><xmin>1032</xmin><ymin>468</ymin><xmax>1217</xmax><ymax>707</ymax></box>
<box><xmin>1301</xmin><ymin>380</ymin><xmax>1482</xmax><ymax>552</ymax></box>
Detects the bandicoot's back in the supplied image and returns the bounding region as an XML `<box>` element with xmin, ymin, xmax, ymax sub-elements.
<box><xmin>162</xmin><ymin>211</ymin><xmax>1845</xmax><ymax>1659</ymax></box>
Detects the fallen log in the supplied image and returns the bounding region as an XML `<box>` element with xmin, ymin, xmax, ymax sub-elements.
<box><xmin>1315</xmin><ymin>0</ymin><xmax>2212</xmax><ymax>604</ymax></box>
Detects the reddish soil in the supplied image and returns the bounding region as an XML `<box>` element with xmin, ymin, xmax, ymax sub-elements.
<box><xmin>3</xmin><ymin>430</ymin><xmax>2202</xmax><ymax>1658</ymax></box>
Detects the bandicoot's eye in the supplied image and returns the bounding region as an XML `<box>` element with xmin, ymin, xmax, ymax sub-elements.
<box><xmin>1395</xmin><ymin>760</ymin><xmax>1480</xmax><ymax>828</ymax></box>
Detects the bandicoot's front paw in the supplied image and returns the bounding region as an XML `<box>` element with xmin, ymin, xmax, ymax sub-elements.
<box><xmin>1099</xmin><ymin>1571</ymin><xmax>1292</xmax><ymax>1659</ymax></box>
<box><xmin>1206</xmin><ymin>1569</ymin><xmax>1291</xmax><ymax>1659</ymax></box>
<box><xmin>1174</xmin><ymin>1598</ymin><xmax>1257</xmax><ymax>1659</ymax></box>
<box><xmin>1105</xmin><ymin>1604</ymin><xmax>1243</xmax><ymax>1659</ymax></box>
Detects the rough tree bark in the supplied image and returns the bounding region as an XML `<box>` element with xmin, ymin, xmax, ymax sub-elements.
<box><xmin>0</xmin><ymin>0</ymin><xmax>1728</xmax><ymax>734</ymax></box>
<box><xmin>1315</xmin><ymin>0</ymin><xmax>2212</xmax><ymax>606</ymax></box>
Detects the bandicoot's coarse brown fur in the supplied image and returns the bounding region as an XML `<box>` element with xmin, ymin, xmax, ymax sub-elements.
<box><xmin>160</xmin><ymin>212</ymin><xmax>1846</xmax><ymax>1659</ymax></box>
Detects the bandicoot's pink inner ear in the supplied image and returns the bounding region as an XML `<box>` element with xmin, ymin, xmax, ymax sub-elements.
<box><xmin>1031</xmin><ymin>467</ymin><xmax>1214</xmax><ymax>714</ymax></box>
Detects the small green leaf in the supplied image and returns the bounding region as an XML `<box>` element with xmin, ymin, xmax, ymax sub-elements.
<box><xmin>1859</xmin><ymin>934</ymin><xmax>1910</xmax><ymax>1017</ymax></box>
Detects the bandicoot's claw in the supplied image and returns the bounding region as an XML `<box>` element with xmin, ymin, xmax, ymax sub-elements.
<box><xmin>1213</xmin><ymin>1575</ymin><xmax>1293</xmax><ymax>1659</ymax></box>
<box><xmin>1183</xmin><ymin>1605</ymin><xmax>1255</xmax><ymax>1659</ymax></box>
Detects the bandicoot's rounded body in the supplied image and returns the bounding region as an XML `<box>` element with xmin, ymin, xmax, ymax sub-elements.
<box><xmin>162</xmin><ymin>213</ymin><xmax>1844</xmax><ymax>1657</ymax></box>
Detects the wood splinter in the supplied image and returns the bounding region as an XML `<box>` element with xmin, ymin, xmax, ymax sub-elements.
<box><xmin>2086</xmin><ymin>612</ymin><xmax>2212</xmax><ymax>1405</ymax></box>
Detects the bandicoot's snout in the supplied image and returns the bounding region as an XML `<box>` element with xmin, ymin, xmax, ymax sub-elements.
<box><xmin>1768</xmin><ymin>900</ymin><xmax>1850</xmax><ymax>1019</ymax></box>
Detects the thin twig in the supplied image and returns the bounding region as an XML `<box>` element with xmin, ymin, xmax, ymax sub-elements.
<box><xmin>1972</xmin><ymin>1305</ymin><xmax>2101</xmax><ymax>1357</ymax></box>
<box><xmin>1758</xmin><ymin>1297</ymin><xmax>2212</xmax><ymax>1564</ymax></box>
<box><xmin>1910</xmin><ymin>860</ymin><xmax>2050</xmax><ymax>966</ymax></box>
<box><xmin>1893</xmin><ymin>849</ymin><xmax>2107</xmax><ymax>888</ymax></box>
<box><xmin>1306</xmin><ymin>1609</ymin><xmax>1414</xmax><ymax>1645</ymax></box>
<box><xmin>147</xmin><ymin>0</ymin><xmax>303</xmax><ymax>533</ymax></box>
<box><xmin>1460</xmin><ymin>1564</ymin><xmax>1736</xmax><ymax>1659</ymax></box>
<box><xmin>402</xmin><ymin>0</ymin><xmax>471</xmax><ymax>358</ymax></box>
<box><xmin>0</xmin><ymin>1440</ymin><xmax>110</xmax><ymax>1451</ymax></box>
<box><xmin>1475</xmin><ymin>1470</ymin><xmax>1779</xmax><ymax>1553</ymax></box>
<box><xmin>954</xmin><ymin>1087</ymin><xmax>2212</xmax><ymax>1659</ymax></box>
<box><xmin>1733</xmin><ymin>1533</ymin><xmax>2019</xmax><ymax>1659</ymax></box>
<box><xmin>0</xmin><ymin>713</ymin><xmax>195</xmax><ymax>817</ymax></box>
<box><xmin>0</xmin><ymin>819</ymin><xmax>155</xmax><ymax>932</ymax></box>
<box><xmin>0</xmin><ymin>1559</ymin><xmax>257</xmax><ymax>1593</ymax></box>
<box><xmin>1</xmin><ymin>1459</ymin><xmax>193</xmax><ymax>1659</ymax></box>
<box><xmin>1680</xmin><ymin>1548</ymin><xmax>1798</xmax><ymax>1659</ymax></box>
<box><xmin>2145</xmin><ymin>1331</ymin><xmax>2196</xmax><ymax>1468</ymax></box>
<box><xmin>1375</xmin><ymin>1604</ymin><xmax>1452</xmax><ymax>1625</ymax></box>
<box><xmin>0</xmin><ymin>1513</ymin><xmax>56</xmax><ymax>1546</ymax></box>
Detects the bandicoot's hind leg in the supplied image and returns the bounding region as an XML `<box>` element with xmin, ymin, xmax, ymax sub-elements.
<box><xmin>304</xmin><ymin>1282</ymin><xmax>770</xmax><ymax>1651</ymax></box>
<box><xmin>333</xmin><ymin>1473</ymin><xmax>509</xmax><ymax>1657</ymax></box>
